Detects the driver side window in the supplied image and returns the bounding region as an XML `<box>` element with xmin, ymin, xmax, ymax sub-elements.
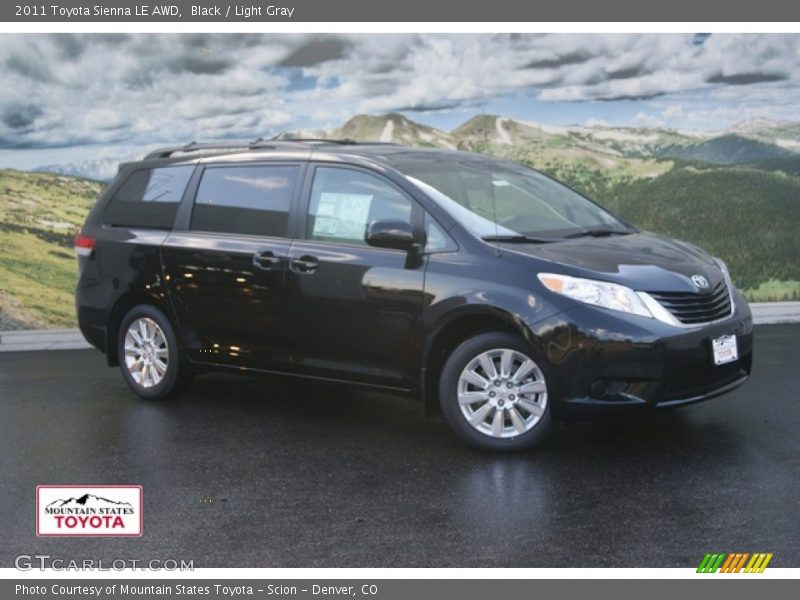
<box><xmin>307</xmin><ymin>167</ymin><xmax>413</xmax><ymax>246</ymax></box>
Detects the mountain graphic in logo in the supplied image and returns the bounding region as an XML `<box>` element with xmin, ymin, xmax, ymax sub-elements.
<box><xmin>38</xmin><ymin>485</ymin><xmax>143</xmax><ymax>537</ymax></box>
<box><xmin>46</xmin><ymin>493</ymin><xmax>133</xmax><ymax>508</ymax></box>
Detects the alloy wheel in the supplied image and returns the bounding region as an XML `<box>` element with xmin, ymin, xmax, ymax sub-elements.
<box><xmin>124</xmin><ymin>317</ymin><xmax>169</xmax><ymax>389</ymax></box>
<box><xmin>457</xmin><ymin>348</ymin><xmax>548</xmax><ymax>438</ymax></box>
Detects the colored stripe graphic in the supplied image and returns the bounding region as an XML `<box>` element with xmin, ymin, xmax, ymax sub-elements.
<box><xmin>697</xmin><ymin>553</ymin><xmax>726</xmax><ymax>573</ymax></box>
<box><xmin>734</xmin><ymin>553</ymin><xmax>750</xmax><ymax>573</ymax></box>
<box><xmin>745</xmin><ymin>553</ymin><xmax>773</xmax><ymax>573</ymax></box>
<box><xmin>698</xmin><ymin>552</ymin><xmax>773</xmax><ymax>573</ymax></box>
<box><xmin>697</xmin><ymin>554</ymin><xmax>712</xmax><ymax>573</ymax></box>
<box><xmin>720</xmin><ymin>554</ymin><xmax>736</xmax><ymax>573</ymax></box>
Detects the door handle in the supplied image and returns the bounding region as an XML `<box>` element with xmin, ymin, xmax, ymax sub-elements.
<box><xmin>290</xmin><ymin>255</ymin><xmax>319</xmax><ymax>274</ymax></box>
<box><xmin>253</xmin><ymin>251</ymin><xmax>282</xmax><ymax>270</ymax></box>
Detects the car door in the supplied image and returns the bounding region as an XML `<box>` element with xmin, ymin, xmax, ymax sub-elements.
<box><xmin>162</xmin><ymin>162</ymin><xmax>302</xmax><ymax>370</ymax></box>
<box><xmin>285</xmin><ymin>164</ymin><xmax>427</xmax><ymax>389</ymax></box>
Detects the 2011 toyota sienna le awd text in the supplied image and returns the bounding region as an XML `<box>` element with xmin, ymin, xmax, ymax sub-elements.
<box><xmin>75</xmin><ymin>140</ymin><xmax>753</xmax><ymax>451</ymax></box>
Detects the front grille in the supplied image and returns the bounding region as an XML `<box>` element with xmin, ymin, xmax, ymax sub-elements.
<box><xmin>648</xmin><ymin>281</ymin><xmax>732</xmax><ymax>325</ymax></box>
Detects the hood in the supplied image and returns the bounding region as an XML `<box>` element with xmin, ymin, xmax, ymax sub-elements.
<box><xmin>499</xmin><ymin>231</ymin><xmax>724</xmax><ymax>293</ymax></box>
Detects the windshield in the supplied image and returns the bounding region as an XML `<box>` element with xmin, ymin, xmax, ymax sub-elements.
<box><xmin>397</xmin><ymin>158</ymin><xmax>629</xmax><ymax>240</ymax></box>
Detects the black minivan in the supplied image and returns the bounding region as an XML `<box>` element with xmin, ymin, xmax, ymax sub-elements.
<box><xmin>75</xmin><ymin>140</ymin><xmax>753</xmax><ymax>451</ymax></box>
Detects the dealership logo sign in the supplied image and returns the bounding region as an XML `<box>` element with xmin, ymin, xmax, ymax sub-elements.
<box><xmin>697</xmin><ymin>552</ymin><xmax>773</xmax><ymax>573</ymax></box>
<box><xmin>36</xmin><ymin>486</ymin><xmax>142</xmax><ymax>537</ymax></box>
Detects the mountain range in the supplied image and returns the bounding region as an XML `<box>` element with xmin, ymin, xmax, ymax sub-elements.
<box><xmin>46</xmin><ymin>494</ymin><xmax>132</xmax><ymax>508</ymax></box>
<box><xmin>280</xmin><ymin>113</ymin><xmax>800</xmax><ymax>163</ymax></box>
<box><xmin>39</xmin><ymin>114</ymin><xmax>800</xmax><ymax>182</ymax></box>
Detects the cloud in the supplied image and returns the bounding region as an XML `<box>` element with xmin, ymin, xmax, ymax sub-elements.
<box><xmin>277</xmin><ymin>37</ymin><xmax>352</xmax><ymax>67</ymax></box>
<box><xmin>522</xmin><ymin>50</ymin><xmax>593</xmax><ymax>69</ymax></box>
<box><xmin>691</xmin><ymin>33</ymin><xmax>712</xmax><ymax>46</ymax></box>
<box><xmin>661</xmin><ymin>105</ymin><xmax>684</xmax><ymax>118</ymax></box>
<box><xmin>633</xmin><ymin>111</ymin><xmax>667</xmax><ymax>128</ymax></box>
<box><xmin>706</xmin><ymin>72</ymin><xmax>788</xmax><ymax>85</ymax></box>
<box><xmin>48</xmin><ymin>33</ymin><xmax>85</xmax><ymax>60</ymax></box>
<box><xmin>5</xmin><ymin>51</ymin><xmax>54</xmax><ymax>83</ymax></box>
<box><xmin>0</xmin><ymin>33</ymin><xmax>798</xmax><ymax>154</ymax></box>
<box><xmin>178</xmin><ymin>54</ymin><xmax>232</xmax><ymax>75</ymax></box>
<box><xmin>2</xmin><ymin>103</ymin><xmax>43</xmax><ymax>130</ymax></box>
<box><xmin>606</xmin><ymin>66</ymin><xmax>645</xmax><ymax>80</ymax></box>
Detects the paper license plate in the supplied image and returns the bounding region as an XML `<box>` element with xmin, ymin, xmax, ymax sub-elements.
<box><xmin>712</xmin><ymin>334</ymin><xmax>738</xmax><ymax>366</ymax></box>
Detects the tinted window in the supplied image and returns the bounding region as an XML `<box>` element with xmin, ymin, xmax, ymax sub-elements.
<box><xmin>425</xmin><ymin>215</ymin><xmax>454</xmax><ymax>253</ymax></box>
<box><xmin>103</xmin><ymin>166</ymin><xmax>194</xmax><ymax>229</ymax></box>
<box><xmin>307</xmin><ymin>167</ymin><xmax>412</xmax><ymax>246</ymax></box>
<box><xmin>191</xmin><ymin>165</ymin><xmax>297</xmax><ymax>237</ymax></box>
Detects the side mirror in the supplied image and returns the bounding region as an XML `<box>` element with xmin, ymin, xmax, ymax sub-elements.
<box><xmin>365</xmin><ymin>219</ymin><xmax>416</xmax><ymax>252</ymax></box>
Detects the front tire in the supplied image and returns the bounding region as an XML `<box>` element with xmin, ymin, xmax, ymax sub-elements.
<box><xmin>439</xmin><ymin>332</ymin><xmax>556</xmax><ymax>451</ymax></box>
<box><xmin>117</xmin><ymin>304</ymin><xmax>192</xmax><ymax>400</ymax></box>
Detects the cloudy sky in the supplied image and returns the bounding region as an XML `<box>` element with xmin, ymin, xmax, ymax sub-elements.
<box><xmin>1</xmin><ymin>33</ymin><xmax>798</xmax><ymax>175</ymax></box>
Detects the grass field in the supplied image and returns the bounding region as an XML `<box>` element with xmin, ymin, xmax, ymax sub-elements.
<box><xmin>744</xmin><ymin>279</ymin><xmax>800</xmax><ymax>302</ymax></box>
<box><xmin>0</xmin><ymin>169</ymin><xmax>102</xmax><ymax>328</ymax></box>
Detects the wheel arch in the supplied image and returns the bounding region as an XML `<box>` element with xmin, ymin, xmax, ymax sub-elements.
<box><xmin>105</xmin><ymin>291</ymin><xmax>176</xmax><ymax>367</ymax></box>
<box><xmin>421</xmin><ymin>307</ymin><xmax>534</xmax><ymax>416</ymax></box>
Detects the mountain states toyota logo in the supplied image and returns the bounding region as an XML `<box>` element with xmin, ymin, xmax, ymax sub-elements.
<box><xmin>36</xmin><ymin>485</ymin><xmax>142</xmax><ymax>537</ymax></box>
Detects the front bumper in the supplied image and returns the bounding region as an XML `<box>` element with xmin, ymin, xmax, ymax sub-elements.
<box><xmin>525</xmin><ymin>289</ymin><xmax>753</xmax><ymax>419</ymax></box>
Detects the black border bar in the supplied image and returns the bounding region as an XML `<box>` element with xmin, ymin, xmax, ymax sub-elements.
<box><xmin>4</xmin><ymin>0</ymin><xmax>800</xmax><ymax>22</ymax></box>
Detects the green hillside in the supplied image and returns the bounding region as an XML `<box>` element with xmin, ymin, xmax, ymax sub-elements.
<box><xmin>477</xmin><ymin>141</ymin><xmax>674</xmax><ymax>200</ymax></box>
<box><xmin>0</xmin><ymin>169</ymin><xmax>104</xmax><ymax>329</ymax></box>
<box><xmin>746</xmin><ymin>156</ymin><xmax>800</xmax><ymax>177</ymax></box>
<box><xmin>658</xmin><ymin>134</ymin><xmax>798</xmax><ymax>164</ymax></box>
<box><xmin>591</xmin><ymin>165</ymin><xmax>800</xmax><ymax>293</ymax></box>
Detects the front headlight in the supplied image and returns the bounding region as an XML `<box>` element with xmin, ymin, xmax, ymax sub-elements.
<box><xmin>537</xmin><ymin>273</ymin><xmax>653</xmax><ymax>318</ymax></box>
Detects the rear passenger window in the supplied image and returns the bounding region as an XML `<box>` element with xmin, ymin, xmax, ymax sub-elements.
<box><xmin>103</xmin><ymin>166</ymin><xmax>194</xmax><ymax>229</ymax></box>
<box><xmin>191</xmin><ymin>165</ymin><xmax>298</xmax><ymax>237</ymax></box>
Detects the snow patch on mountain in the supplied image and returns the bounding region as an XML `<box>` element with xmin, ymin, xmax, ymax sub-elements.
<box><xmin>379</xmin><ymin>119</ymin><xmax>395</xmax><ymax>142</ymax></box>
<box><xmin>495</xmin><ymin>118</ymin><xmax>512</xmax><ymax>144</ymax></box>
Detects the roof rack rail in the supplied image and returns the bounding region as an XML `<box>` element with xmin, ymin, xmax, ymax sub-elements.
<box><xmin>144</xmin><ymin>137</ymin><xmax>366</xmax><ymax>160</ymax></box>
<box><xmin>144</xmin><ymin>140</ymin><xmax>278</xmax><ymax>160</ymax></box>
<box><xmin>272</xmin><ymin>137</ymin><xmax>359</xmax><ymax>145</ymax></box>
<box><xmin>271</xmin><ymin>137</ymin><xmax>401</xmax><ymax>146</ymax></box>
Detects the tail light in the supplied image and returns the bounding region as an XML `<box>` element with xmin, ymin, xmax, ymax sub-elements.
<box><xmin>74</xmin><ymin>232</ymin><xmax>96</xmax><ymax>258</ymax></box>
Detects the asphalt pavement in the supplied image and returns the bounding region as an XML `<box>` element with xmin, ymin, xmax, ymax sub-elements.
<box><xmin>1</xmin><ymin>324</ymin><xmax>799</xmax><ymax>568</ymax></box>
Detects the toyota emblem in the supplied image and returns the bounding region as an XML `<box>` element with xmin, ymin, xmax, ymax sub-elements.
<box><xmin>691</xmin><ymin>274</ymin><xmax>710</xmax><ymax>289</ymax></box>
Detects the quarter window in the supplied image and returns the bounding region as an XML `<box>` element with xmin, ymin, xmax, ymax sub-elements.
<box><xmin>103</xmin><ymin>166</ymin><xmax>194</xmax><ymax>229</ymax></box>
<box><xmin>425</xmin><ymin>215</ymin><xmax>454</xmax><ymax>253</ymax></box>
<box><xmin>307</xmin><ymin>167</ymin><xmax>413</xmax><ymax>246</ymax></box>
<box><xmin>191</xmin><ymin>165</ymin><xmax>298</xmax><ymax>237</ymax></box>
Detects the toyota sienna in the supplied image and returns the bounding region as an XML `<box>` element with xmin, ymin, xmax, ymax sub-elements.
<box><xmin>75</xmin><ymin>140</ymin><xmax>753</xmax><ymax>450</ymax></box>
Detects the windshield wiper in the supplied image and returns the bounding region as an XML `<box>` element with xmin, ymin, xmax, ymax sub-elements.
<box><xmin>560</xmin><ymin>228</ymin><xmax>634</xmax><ymax>239</ymax></box>
<box><xmin>481</xmin><ymin>234</ymin><xmax>557</xmax><ymax>244</ymax></box>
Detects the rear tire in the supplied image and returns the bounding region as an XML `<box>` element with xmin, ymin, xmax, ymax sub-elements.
<box><xmin>117</xmin><ymin>304</ymin><xmax>192</xmax><ymax>400</ymax></box>
<box><xmin>439</xmin><ymin>331</ymin><xmax>556</xmax><ymax>451</ymax></box>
